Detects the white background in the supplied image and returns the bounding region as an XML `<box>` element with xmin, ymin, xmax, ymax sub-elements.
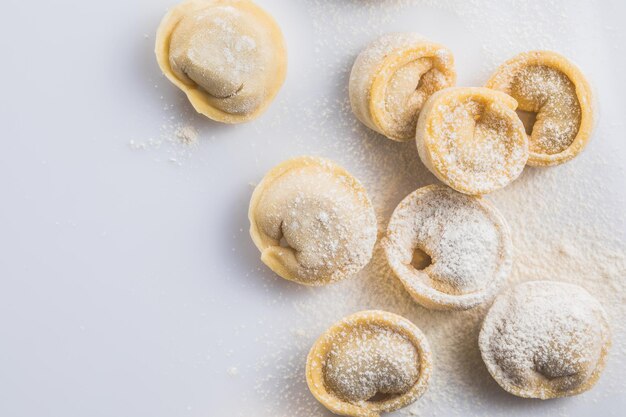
<box><xmin>1</xmin><ymin>1</ymin><xmax>625</xmax><ymax>416</ymax></box>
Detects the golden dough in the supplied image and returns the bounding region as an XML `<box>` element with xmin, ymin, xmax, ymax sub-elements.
<box><xmin>306</xmin><ymin>310</ymin><xmax>431</xmax><ymax>417</ymax></box>
<box><xmin>486</xmin><ymin>51</ymin><xmax>594</xmax><ymax>166</ymax></box>
<box><xmin>155</xmin><ymin>0</ymin><xmax>287</xmax><ymax>123</ymax></box>
<box><xmin>248</xmin><ymin>157</ymin><xmax>377</xmax><ymax>286</ymax></box>
<box><xmin>479</xmin><ymin>281</ymin><xmax>611</xmax><ymax>399</ymax></box>
<box><xmin>416</xmin><ymin>87</ymin><xmax>528</xmax><ymax>195</ymax></box>
<box><xmin>383</xmin><ymin>185</ymin><xmax>512</xmax><ymax>310</ymax></box>
<box><xmin>349</xmin><ymin>33</ymin><xmax>456</xmax><ymax>141</ymax></box>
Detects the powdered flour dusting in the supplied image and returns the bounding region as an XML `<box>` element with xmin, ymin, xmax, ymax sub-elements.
<box><xmin>244</xmin><ymin>1</ymin><xmax>625</xmax><ymax>416</ymax></box>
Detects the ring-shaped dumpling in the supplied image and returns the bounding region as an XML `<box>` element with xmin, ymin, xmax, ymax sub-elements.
<box><xmin>306</xmin><ymin>310</ymin><xmax>432</xmax><ymax>417</ymax></box>
<box><xmin>486</xmin><ymin>51</ymin><xmax>594</xmax><ymax>166</ymax></box>
<box><xmin>349</xmin><ymin>33</ymin><xmax>456</xmax><ymax>142</ymax></box>
<box><xmin>382</xmin><ymin>185</ymin><xmax>512</xmax><ymax>310</ymax></box>
<box><xmin>479</xmin><ymin>281</ymin><xmax>611</xmax><ymax>399</ymax></box>
<box><xmin>416</xmin><ymin>87</ymin><xmax>529</xmax><ymax>195</ymax></box>
<box><xmin>155</xmin><ymin>0</ymin><xmax>287</xmax><ymax>123</ymax></box>
<box><xmin>248</xmin><ymin>157</ymin><xmax>377</xmax><ymax>286</ymax></box>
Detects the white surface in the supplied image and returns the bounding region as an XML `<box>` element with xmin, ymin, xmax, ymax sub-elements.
<box><xmin>1</xmin><ymin>1</ymin><xmax>625</xmax><ymax>416</ymax></box>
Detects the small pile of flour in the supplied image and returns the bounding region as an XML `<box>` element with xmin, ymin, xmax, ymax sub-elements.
<box><xmin>128</xmin><ymin>121</ymin><xmax>199</xmax><ymax>166</ymax></box>
<box><xmin>175</xmin><ymin>125</ymin><xmax>198</xmax><ymax>144</ymax></box>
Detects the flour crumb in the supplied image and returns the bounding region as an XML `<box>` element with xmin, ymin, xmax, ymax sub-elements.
<box><xmin>129</xmin><ymin>120</ymin><xmax>199</xmax><ymax>166</ymax></box>
<box><xmin>175</xmin><ymin>125</ymin><xmax>198</xmax><ymax>144</ymax></box>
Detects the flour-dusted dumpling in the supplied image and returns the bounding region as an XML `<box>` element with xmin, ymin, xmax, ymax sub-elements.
<box><xmin>416</xmin><ymin>87</ymin><xmax>529</xmax><ymax>195</ymax></box>
<box><xmin>249</xmin><ymin>157</ymin><xmax>377</xmax><ymax>286</ymax></box>
<box><xmin>349</xmin><ymin>33</ymin><xmax>456</xmax><ymax>141</ymax></box>
<box><xmin>155</xmin><ymin>0</ymin><xmax>287</xmax><ymax>123</ymax></box>
<box><xmin>306</xmin><ymin>311</ymin><xmax>431</xmax><ymax>417</ymax></box>
<box><xmin>486</xmin><ymin>51</ymin><xmax>594</xmax><ymax>166</ymax></box>
<box><xmin>479</xmin><ymin>281</ymin><xmax>611</xmax><ymax>399</ymax></box>
<box><xmin>382</xmin><ymin>185</ymin><xmax>512</xmax><ymax>310</ymax></box>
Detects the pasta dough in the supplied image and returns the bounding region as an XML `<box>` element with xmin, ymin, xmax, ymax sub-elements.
<box><xmin>486</xmin><ymin>51</ymin><xmax>594</xmax><ymax>166</ymax></box>
<box><xmin>479</xmin><ymin>281</ymin><xmax>611</xmax><ymax>399</ymax></box>
<box><xmin>383</xmin><ymin>185</ymin><xmax>511</xmax><ymax>310</ymax></box>
<box><xmin>248</xmin><ymin>157</ymin><xmax>377</xmax><ymax>286</ymax></box>
<box><xmin>349</xmin><ymin>33</ymin><xmax>456</xmax><ymax>141</ymax></box>
<box><xmin>155</xmin><ymin>0</ymin><xmax>287</xmax><ymax>123</ymax></box>
<box><xmin>416</xmin><ymin>87</ymin><xmax>528</xmax><ymax>195</ymax></box>
<box><xmin>306</xmin><ymin>311</ymin><xmax>431</xmax><ymax>417</ymax></box>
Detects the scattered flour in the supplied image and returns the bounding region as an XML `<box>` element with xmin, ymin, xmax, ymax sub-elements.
<box><xmin>135</xmin><ymin>1</ymin><xmax>623</xmax><ymax>415</ymax></box>
<box><xmin>128</xmin><ymin>120</ymin><xmax>199</xmax><ymax>166</ymax></box>
<box><xmin>241</xmin><ymin>1</ymin><xmax>625</xmax><ymax>416</ymax></box>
